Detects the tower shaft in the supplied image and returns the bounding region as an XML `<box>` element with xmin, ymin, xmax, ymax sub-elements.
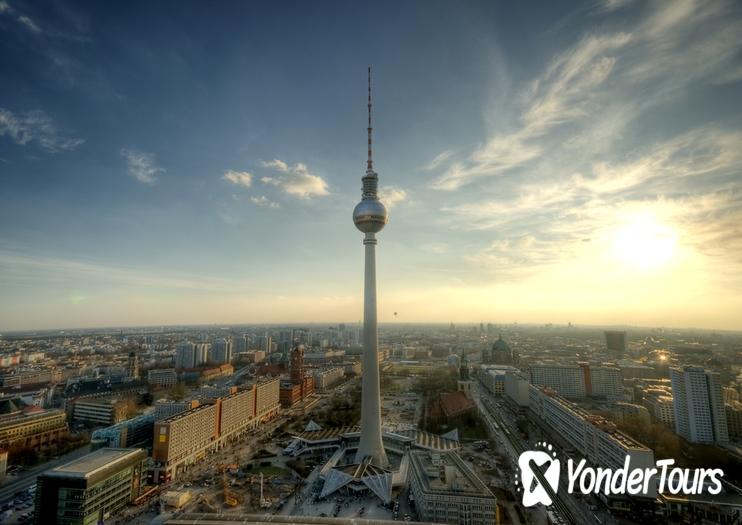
<box><xmin>355</xmin><ymin>232</ymin><xmax>388</xmax><ymax>465</ymax></box>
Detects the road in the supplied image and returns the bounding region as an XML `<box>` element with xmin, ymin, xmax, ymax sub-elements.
<box><xmin>0</xmin><ymin>444</ymin><xmax>91</xmax><ymax>503</ymax></box>
<box><xmin>474</xmin><ymin>383</ymin><xmax>588</xmax><ymax>525</ymax></box>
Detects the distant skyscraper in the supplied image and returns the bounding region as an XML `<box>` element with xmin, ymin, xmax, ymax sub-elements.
<box><xmin>258</xmin><ymin>335</ymin><xmax>272</xmax><ymax>353</ymax></box>
<box><xmin>210</xmin><ymin>338</ymin><xmax>233</xmax><ymax>364</ymax></box>
<box><xmin>175</xmin><ymin>341</ymin><xmax>208</xmax><ymax>368</ymax></box>
<box><xmin>670</xmin><ymin>366</ymin><xmax>728</xmax><ymax>444</ymax></box>
<box><xmin>194</xmin><ymin>343</ymin><xmax>209</xmax><ymax>366</ymax></box>
<box><xmin>234</xmin><ymin>335</ymin><xmax>247</xmax><ymax>354</ymax></box>
<box><xmin>175</xmin><ymin>341</ymin><xmax>195</xmax><ymax>368</ymax></box>
<box><xmin>353</xmin><ymin>67</ymin><xmax>388</xmax><ymax>467</ymax></box>
<box><xmin>604</xmin><ymin>330</ymin><xmax>627</xmax><ymax>356</ymax></box>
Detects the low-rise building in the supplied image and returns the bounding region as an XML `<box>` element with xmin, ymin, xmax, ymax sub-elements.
<box><xmin>612</xmin><ymin>402</ymin><xmax>651</xmax><ymax>426</ymax></box>
<box><xmin>72</xmin><ymin>397</ymin><xmax>129</xmax><ymax>426</ymax></box>
<box><xmin>0</xmin><ymin>408</ymin><xmax>67</xmax><ymax>451</ymax></box>
<box><xmin>313</xmin><ymin>367</ymin><xmax>345</xmax><ymax>390</ymax></box>
<box><xmin>148</xmin><ymin>368</ymin><xmax>178</xmax><ymax>388</ymax></box>
<box><xmin>91</xmin><ymin>414</ymin><xmax>155</xmax><ymax>448</ymax></box>
<box><xmin>726</xmin><ymin>401</ymin><xmax>742</xmax><ymax>440</ymax></box>
<box><xmin>409</xmin><ymin>450</ymin><xmax>497</xmax><ymax>525</ymax></box>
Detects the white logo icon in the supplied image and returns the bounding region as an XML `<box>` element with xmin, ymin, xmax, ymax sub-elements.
<box><xmin>516</xmin><ymin>442</ymin><xmax>560</xmax><ymax>507</ymax></box>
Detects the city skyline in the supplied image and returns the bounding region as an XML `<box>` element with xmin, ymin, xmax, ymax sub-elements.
<box><xmin>3</xmin><ymin>0</ymin><xmax>742</xmax><ymax>331</ymax></box>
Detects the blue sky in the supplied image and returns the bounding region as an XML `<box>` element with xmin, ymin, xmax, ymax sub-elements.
<box><xmin>1</xmin><ymin>0</ymin><xmax>741</xmax><ymax>331</ymax></box>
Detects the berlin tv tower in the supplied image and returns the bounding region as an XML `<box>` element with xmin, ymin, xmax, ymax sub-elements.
<box><xmin>352</xmin><ymin>66</ymin><xmax>389</xmax><ymax>467</ymax></box>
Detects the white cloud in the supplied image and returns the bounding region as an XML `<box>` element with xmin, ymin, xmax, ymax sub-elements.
<box><xmin>120</xmin><ymin>149</ymin><xmax>163</xmax><ymax>185</ymax></box>
<box><xmin>260</xmin><ymin>159</ymin><xmax>329</xmax><ymax>198</ymax></box>
<box><xmin>432</xmin><ymin>1</ymin><xmax>742</xmax><ymax>192</ymax></box>
<box><xmin>379</xmin><ymin>186</ymin><xmax>408</xmax><ymax>210</ymax></box>
<box><xmin>17</xmin><ymin>15</ymin><xmax>40</xmax><ymax>33</ymax></box>
<box><xmin>445</xmin><ymin>128</ymin><xmax>742</xmax><ymax>284</ymax></box>
<box><xmin>222</xmin><ymin>170</ymin><xmax>253</xmax><ymax>188</ymax></box>
<box><xmin>0</xmin><ymin>108</ymin><xmax>84</xmax><ymax>152</ymax></box>
<box><xmin>0</xmin><ymin>1</ymin><xmax>12</xmax><ymax>14</ymax></box>
<box><xmin>250</xmin><ymin>195</ymin><xmax>280</xmax><ymax>208</ymax></box>
<box><xmin>422</xmin><ymin>150</ymin><xmax>454</xmax><ymax>171</ymax></box>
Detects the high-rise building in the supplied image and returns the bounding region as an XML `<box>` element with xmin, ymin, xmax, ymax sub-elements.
<box><xmin>529</xmin><ymin>364</ymin><xmax>587</xmax><ymax>398</ymax></box>
<box><xmin>529</xmin><ymin>363</ymin><xmax>623</xmax><ymax>399</ymax></box>
<box><xmin>210</xmin><ymin>338</ymin><xmax>233</xmax><ymax>364</ymax></box>
<box><xmin>34</xmin><ymin>448</ymin><xmax>146</xmax><ymax>525</ymax></box>
<box><xmin>233</xmin><ymin>335</ymin><xmax>247</xmax><ymax>354</ymax></box>
<box><xmin>670</xmin><ymin>366</ymin><xmax>728</xmax><ymax>444</ymax></box>
<box><xmin>352</xmin><ymin>67</ymin><xmax>388</xmax><ymax>467</ymax></box>
<box><xmin>582</xmin><ymin>363</ymin><xmax>624</xmax><ymax>398</ymax></box>
<box><xmin>258</xmin><ymin>335</ymin><xmax>272</xmax><ymax>354</ymax></box>
<box><xmin>604</xmin><ymin>330</ymin><xmax>627</xmax><ymax>356</ymax></box>
<box><xmin>175</xmin><ymin>341</ymin><xmax>195</xmax><ymax>369</ymax></box>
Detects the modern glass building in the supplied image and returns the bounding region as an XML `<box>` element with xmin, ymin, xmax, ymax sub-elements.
<box><xmin>34</xmin><ymin>447</ymin><xmax>146</xmax><ymax>525</ymax></box>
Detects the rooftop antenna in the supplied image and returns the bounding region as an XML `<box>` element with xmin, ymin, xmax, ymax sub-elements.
<box><xmin>367</xmin><ymin>65</ymin><xmax>373</xmax><ymax>172</ymax></box>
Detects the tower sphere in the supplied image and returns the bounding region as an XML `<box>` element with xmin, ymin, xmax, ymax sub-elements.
<box><xmin>353</xmin><ymin>198</ymin><xmax>387</xmax><ymax>233</ymax></box>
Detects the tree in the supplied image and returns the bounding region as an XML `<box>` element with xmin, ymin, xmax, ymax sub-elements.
<box><xmin>168</xmin><ymin>382</ymin><xmax>189</xmax><ymax>401</ymax></box>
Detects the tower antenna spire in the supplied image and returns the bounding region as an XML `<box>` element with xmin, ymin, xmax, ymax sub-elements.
<box><xmin>367</xmin><ymin>65</ymin><xmax>373</xmax><ymax>172</ymax></box>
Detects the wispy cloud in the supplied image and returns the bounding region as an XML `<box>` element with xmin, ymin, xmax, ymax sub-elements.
<box><xmin>446</xmin><ymin>129</ymin><xmax>742</xmax><ymax>282</ymax></box>
<box><xmin>250</xmin><ymin>195</ymin><xmax>280</xmax><ymax>208</ymax></box>
<box><xmin>17</xmin><ymin>15</ymin><xmax>40</xmax><ymax>33</ymax></box>
<box><xmin>222</xmin><ymin>169</ymin><xmax>252</xmax><ymax>188</ymax></box>
<box><xmin>120</xmin><ymin>148</ymin><xmax>163</xmax><ymax>185</ymax></box>
<box><xmin>430</xmin><ymin>0</ymin><xmax>742</xmax><ymax>289</ymax></box>
<box><xmin>430</xmin><ymin>1</ymin><xmax>742</xmax><ymax>191</ymax></box>
<box><xmin>260</xmin><ymin>159</ymin><xmax>329</xmax><ymax>198</ymax></box>
<box><xmin>379</xmin><ymin>186</ymin><xmax>408</xmax><ymax>210</ymax></box>
<box><xmin>0</xmin><ymin>3</ymin><xmax>43</xmax><ymax>34</ymax></box>
<box><xmin>422</xmin><ymin>150</ymin><xmax>454</xmax><ymax>171</ymax></box>
<box><xmin>0</xmin><ymin>108</ymin><xmax>84</xmax><ymax>152</ymax></box>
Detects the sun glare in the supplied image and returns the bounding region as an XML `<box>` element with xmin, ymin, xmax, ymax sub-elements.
<box><xmin>611</xmin><ymin>212</ymin><xmax>678</xmax><ymax>270</ymax></box>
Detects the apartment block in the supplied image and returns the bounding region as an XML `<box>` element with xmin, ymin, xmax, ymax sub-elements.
<box><xmin>0</xmin><ymin>409</ymin><xmax>68</xmax><ymax>451</ymax></box>
<box><xmin>529</xmin><ymin>385</ymin><xmax>656</xmax><ymax>498</ymax></box>
<box><xmin>670</xmin><ymin>366</ymin><xmax>728</xmax><ymax>444</ymax></box>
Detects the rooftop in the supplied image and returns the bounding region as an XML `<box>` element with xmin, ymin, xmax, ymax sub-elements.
<box><xmin>409</xmin><ymin>450</ymin><xmax>494</xmax><ymax>499</ymax></box>
<box><xmin>45</xmin><ymin>447</ymin><xmax>144</xmax><ymax>479</ymax></box>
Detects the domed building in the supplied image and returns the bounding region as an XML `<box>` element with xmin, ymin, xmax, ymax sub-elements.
<box><xmin>483</xmin><ymin>335</ymin><xmax>517</xmax><ymax>365</ymax></box>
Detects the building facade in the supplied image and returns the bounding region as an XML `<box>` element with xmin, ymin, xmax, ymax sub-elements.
<box><xmin>529</xmin><ymin>385</ymin><xmax>656</xmax><ymax>498</ymax></box>
<box><xmin>151</xmin><ymin>379</ymin><xmax>280</xmax><ymax>483</ymax></box>
<box><xmin>148</xmin><ymin>368</ymin><xmax>178</xmax><ymax>388</ymax></box>
<box><xmin>34</xmin><ymin>447</ymin><xmax>146</xmax><ymax>525</ymax></box>
<box><xmin>670</xmin><ymin>366</ymin><xmax>728</xmax><ymax>444</ymax></box>
<box><xmin>409</xmin><ymin>450</ymin><xmax>497</xmax><ymax>525</ymax></box>
<box><xmin>0</xmin><ymin>409</ymin><xmax>68</xmax><ymax>452</ymax></box>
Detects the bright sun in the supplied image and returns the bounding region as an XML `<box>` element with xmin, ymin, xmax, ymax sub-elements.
<box><xmin>611</xmin><ymin>212</ymin><xmax>678</xmax><ymax>270</ymax></box>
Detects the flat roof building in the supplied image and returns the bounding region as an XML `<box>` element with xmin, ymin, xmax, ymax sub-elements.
<box><xmin>409</xmin><ymin>450</ymin><xmax>497</xmax><ymax>525</ymax></box>
<box><xmin>34</xmin><ymin>447</ymin><xmax>146</xmax><ymax>525</ymax></box>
